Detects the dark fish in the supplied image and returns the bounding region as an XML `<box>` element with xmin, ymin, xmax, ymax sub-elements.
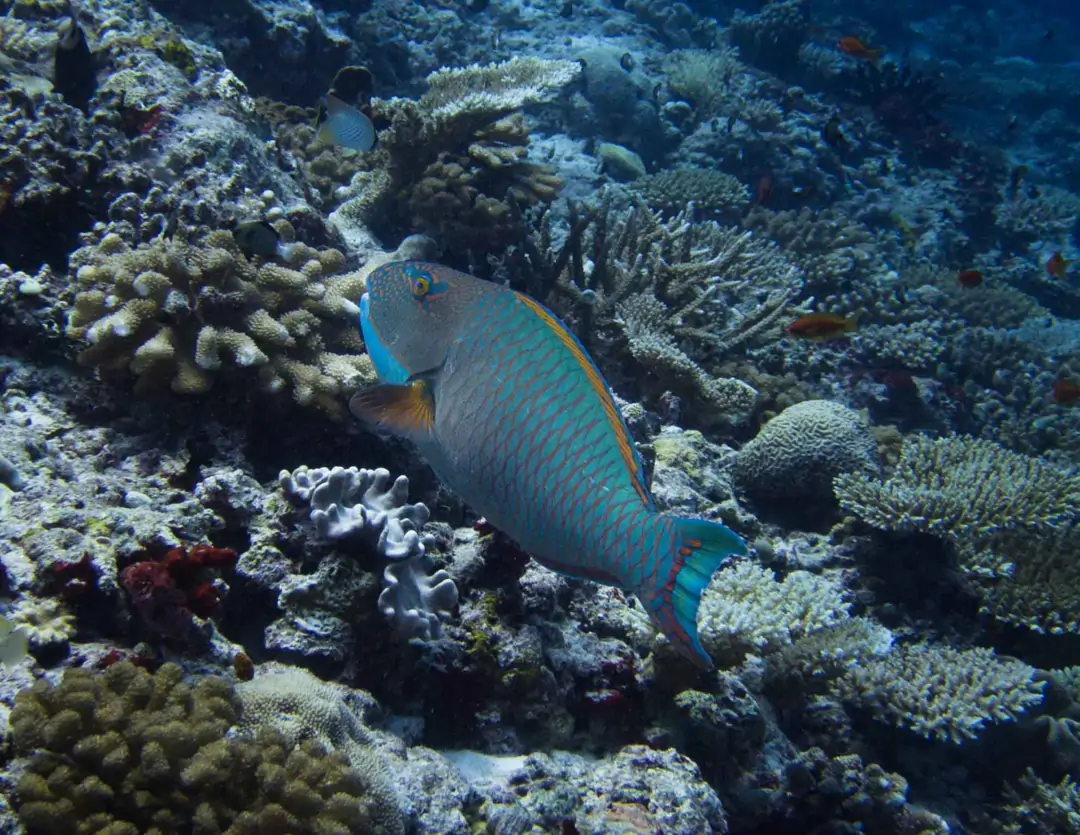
<box><xmin>1005</xmin><ymin>113</ymin><xmax>1019</xmax><ymax>132</ymax></box>
<box><xmin>465</xmin><ymin>0</ymin><xmax>489</xmax><ymax>10</ymax></box>
<box><xmin>620</xmin><ymin>52</ymin><xmax>634</xmax><ymax>71</ymax></box>
<box><xmin>754</xmin><ymin>172</ymin><xmax>773</xmax><ymax>205</ymax></box>
<box><xmin>54</xmin><ymin>4</ymin><xmax>96</xmax><ymax>110</ymax></box>
<box><xmin>822</xmin><ymin>115</ymin><xmax>845</xmax><ymax>148</ymax></box>
<box><xmin>328</xmin><ymin>65</ymin><xmax>374</xmax><ymax>108</ymax></box>
<box><xmin>1041</xmin><ymin>27</ymin><xmax>1054</xmax><ymax>42</ymax></box>
<box><xmin>232</xmin><ymin>220</ymin><xmax>296</xmax><ymax>261</ymax></box>
<box><xmin>559</xmin><ymin>0</ymin><xmax>573</xmax><ymax>17</ymax></box>
<box><xmin>1053</xmin><ymin>378</ymin><xmax>1080</xmax><ymax>404</ymax></box>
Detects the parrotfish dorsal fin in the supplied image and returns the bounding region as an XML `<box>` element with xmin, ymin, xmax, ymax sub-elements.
<box><xmin>349</xmin><ymin>379</ymin><xmax>435</xmax><ymax>443</ymax></box>
<box><xmin>513</xmin><ymin>292</ymin><xmax>653</xmax><ymax>509</ymax></box>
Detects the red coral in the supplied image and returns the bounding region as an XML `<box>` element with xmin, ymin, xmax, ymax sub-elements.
<box><xmin>49</xmin><ymin>553</ymin><xmax>97</xmax><ymax>601</ymax></box>
<box><xmin>120</xmin><ymin>544</ymin><xmax>237</xmax><ymax>639</ymax></box>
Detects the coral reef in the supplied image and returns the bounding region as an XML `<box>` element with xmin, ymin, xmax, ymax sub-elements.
<box><xmin>9</xmin><ymin>661</ymin><xmax>403</xmax><ymax>834</ymax></box>
<box><xmin>734</xmin><ymin>400</ymin><xmax>878</xmax><ymax>503</ymax></box>
<box><xmin>833</xmin><ymin>643</ymin><xmax>1045</xmax><ymax>743</ymax></box>
<box><xmin>66</xmin><ymin>227</ymin><xmax>373</xmax><ymax>413</ymax></box>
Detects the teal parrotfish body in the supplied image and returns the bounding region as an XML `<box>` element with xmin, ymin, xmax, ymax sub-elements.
<box><xmin>350</xmin><ymin>261</ymin><xmax>746</xmax><ymax>667</ymax></box>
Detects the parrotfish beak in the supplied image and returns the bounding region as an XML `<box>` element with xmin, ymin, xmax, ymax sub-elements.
<box><xmin>358</xmin><ymin>292</ymin><xmax>410</xmax><ymax>385</ymax></box>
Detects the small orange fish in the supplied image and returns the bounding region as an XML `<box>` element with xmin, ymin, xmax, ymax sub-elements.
<box><xmin>957</xmin><ymin>269</ymin><xmax>983</xmax><ymax>288</ymax></box>
<box><xmin>837</xmin><ymin>36</ymin><xmax>884</xmax><ymax>65</ymax></box>
<box><xmin>1053</xmin><ymin>378</ymin><xmax>1080</xmax><ymax>405</ymax></box>
<box><xmin>787</xmin><ymin>312</ymin><xmax>860</xmax><ymax>342</ymax></box>
<box><xmin>755</xmin><ymin>172</ymin><xmax>773</xmax><ymax>206</ymax></box>
<box><xmin>1047</xmin><ymin>251</ymin><xmax>1072</xmax><ymax>279</ymax></box>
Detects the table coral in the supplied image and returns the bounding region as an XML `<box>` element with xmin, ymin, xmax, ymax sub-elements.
<box><xmin>65</xmin><ymin>226</ymin><xmax>375</xmax><ymax>414</ymax></box>
<box><xmin>832</xmin><ymin>643</ymin><xmax>1045</xmax><ymax>744</ymax></box>
<box><xmin>330</xmin><ymin>57</ymin><xmax>579</xmax><ymax>261</ymax></box>
<box><xmin>9</xmin><ymin>661</ymin><xmax>403</xmax><ymax>834</ymax></box>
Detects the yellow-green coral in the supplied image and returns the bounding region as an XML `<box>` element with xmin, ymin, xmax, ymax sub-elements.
<box><xmin>65</xmin><ymin>226</ymin><xmax>375</xmax><ymax>415</ymax></box>
<box><xmin>10</xmin><ymin>661</ymin><xmax>403</xmax><ymax>835</ymax></box>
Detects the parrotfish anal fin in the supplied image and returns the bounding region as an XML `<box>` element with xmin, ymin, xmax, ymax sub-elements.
<box><xmin>646</xmin><ymin>516</ymin><xmax>746</xmax><ymax>670</ymax></box>
<box><xmin>512</xmin><ymin>292</ymin><xmax>653</xmax><ymax>509</ymax></box>
<box><xmin>348</xmin><ymin>380</ymin><xmax>435</xmax><ymax>443</ymax></box>
<box><xmin>532</xmin><ymin>553</ymin><xmax>621</xmax><ymax>586</ymax></box>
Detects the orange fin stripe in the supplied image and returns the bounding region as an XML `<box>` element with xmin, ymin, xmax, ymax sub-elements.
<box><xmin>351</xmin><ymin>380</ymin><xmax>435</xmax><ymax>433</ymax></box>
<box><xmin>514</xmin><ymin>292</ymin><xmax>650</xmax><ymax>506</ymax></box>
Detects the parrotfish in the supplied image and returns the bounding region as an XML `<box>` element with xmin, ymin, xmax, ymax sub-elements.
<box><xmin>350</xmin><ymin>262</ymin><xmax>746</xmax><ymax>667</ymax></box>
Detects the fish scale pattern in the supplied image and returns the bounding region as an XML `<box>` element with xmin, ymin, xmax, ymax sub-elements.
<box><xmin>426</xmin><ymin>287</ymin><xmax>657</xmax><ymax>589</ymax></box>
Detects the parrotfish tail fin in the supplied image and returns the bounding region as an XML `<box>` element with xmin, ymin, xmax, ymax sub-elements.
<box><xmin>643</xmin><ymin>517</ymin><xmax>746</xmax><ymax>669</ymax></box>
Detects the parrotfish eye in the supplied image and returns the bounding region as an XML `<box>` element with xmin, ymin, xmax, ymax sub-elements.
<box><xmin>411</xmin><ymin>275</ymin><xmax>431</xmax><ymax>298</ymax></box>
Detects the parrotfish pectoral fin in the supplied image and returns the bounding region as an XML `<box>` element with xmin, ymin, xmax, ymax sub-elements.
<box><xmin>348</xmin><ymin>380</ymin><xmax>435</xmax><ymax>443</ymax></box>
<box><xmin>645</xmin><ymin>517</ymin><xmax>746</xmax><ymax>669</ymax></box>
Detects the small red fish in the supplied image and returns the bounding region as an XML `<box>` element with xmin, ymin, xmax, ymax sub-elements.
<box><xmin>957</xmin><ymin>269</ymin><xmax>983</xmax><ymax>288</ymax></box>
<box><xmin>755</xmin><ymin>172</ymin><xmax>773</xmax><ymax>206</ymax></box>
<box><xmin>1047</xmin><ymin>252</ymin><xmax>1072</xmax><ymax>279</ymax></box>
<box><xmin>787</xmin><ymin>312</ymin><xmax>859</xmax><ymax>342</ymax></box>
<box><xmin>1053</xmin><ymin>378</ymin><xmax>1080</xmax><ymax>404</ymax></box>
<box><xmin>837</xmin><ymin>36</ymin><xmax>884</xmax><ymax>65</ymax></box>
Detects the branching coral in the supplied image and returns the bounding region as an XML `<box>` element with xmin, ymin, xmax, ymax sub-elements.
<box><xmin>532</xmin><ymin>193</ymin><xmax>803</xmax><ymax>419</ymax></box>
<box><xmin>65</xmin><ymin>225</ymin><xmax>375</xmax><ymax>414</ymax></box>
<box><xmin>632</xmin><ymin>168</ymin><xmax>749</xmax><ymax>220</ymax></box>
<box><xmin>663</xmin><ymin>46</ymin><xmax>745</xmax><ymax>121</ymax></box>
<box><xmin>698</xmin><ymin>560</ymin><xmax>849</xmax><ymax>665</ymax></box>
<box><xmin>9</xmin><ymin>661</ymin><xmax>404</xmax><ymax>834</ymax></box>
<box><xmin>836</xmin><ymin>435</ymin><xmax>1080</xmax><ymax>635</ymax></box>
<box><xmin>834</xmin><ymin>435</ymin><xmax>1080</xmax><ymax>540</ymax></box>
<box><xmin>331</xmin><ymin>57</ymin><xmax>579</xmax><ymax>260</ymax></box>
<box><xmin>832</xmin><ymin>643</ymin><xmax>1045</xmax><ymax>744</ymax></box>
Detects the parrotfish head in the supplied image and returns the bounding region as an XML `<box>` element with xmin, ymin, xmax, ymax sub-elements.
<box><xmin>359</xmin><ymin>261</ymin><xmax>491</xmax><ymax>383</ymax></box>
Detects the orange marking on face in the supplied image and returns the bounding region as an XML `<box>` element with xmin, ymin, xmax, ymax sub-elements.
<box><xmin>514</xmin><ymin>292</ymin><xmax>650</xmax><ymax>506</ymax></box>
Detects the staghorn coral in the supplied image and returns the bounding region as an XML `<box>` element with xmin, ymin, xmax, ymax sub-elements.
<box><xmin>834</xmin><ymin>435</ymin><xmax>1080</xmax><ymax>540</ymax></box>
<box><xmin>542</xmin><ymin>193</ymin><xmax>803</xmax><ymax>420</ymax></box>
<box><xmin>632</xmin><ymin>168</ymin><xmax>749</xmax><ymax>220</ymax></box>
<box><xmin>9</xmin><ymin>661</ymin><xmax>403</xmax><ymax>834</ymax></box>
<box><xmin>763</xmin><ymin>617</ymin><xmax>894</xmax><ymax>688</ymax></box>
<box><xmin>734</xmin><ymin>400</ymin><xmax>878</xmax><ymax>502</ymax></box>
<box><xmin>698</xmin><ymin>560</ymin><xmax>849</xmax><ymax>666</ymax></box>
<box><xmin>994</xmin><ymin>768</ymin><xmax>1080</xmax><ymax>835</ymax></box>
<box><xmin>65</xmin><ymin>226</ymin><xmax>375</xmax><ymax>414</ymax></box>
<box><xmin>331</xmin><ymin>57</ymin><xmax>579</xmax><ymax>259</ymax></box>
<box><xmin>832</xmin><ymin>643</ymin><xmax>1045</xmax><ymax>744</ymax></box>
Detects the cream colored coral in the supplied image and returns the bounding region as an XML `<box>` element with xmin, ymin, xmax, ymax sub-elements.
<box><xmin>8</xmin><ymin>598</ymin><xmax>76</xmax><ymax>647</ymax></box>
<box><xmin>833</xmin><ymin>643</ymin><xmax>1045</xmax><ymax>743</ymax></box>
<box><xmin>698</xmin><ymin>561</ymin><xmax>849</xmax><ymax>664</ymax></box>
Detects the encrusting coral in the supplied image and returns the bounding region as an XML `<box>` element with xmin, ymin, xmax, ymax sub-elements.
<box><xmin>9</xmin><ymin>661</ymin><xmax>404</xmax><ymax>834</ymax></box>
<box><xmin>65</xmin><ymin>223</ymin><xmax>375</xmax><ymax>415</ymax></box>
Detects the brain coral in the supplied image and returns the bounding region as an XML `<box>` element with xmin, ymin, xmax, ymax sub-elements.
<box><xmin>733</xmin><ymin>400</ymin><xmax>877</xmax><ymax>501</ymax></box>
